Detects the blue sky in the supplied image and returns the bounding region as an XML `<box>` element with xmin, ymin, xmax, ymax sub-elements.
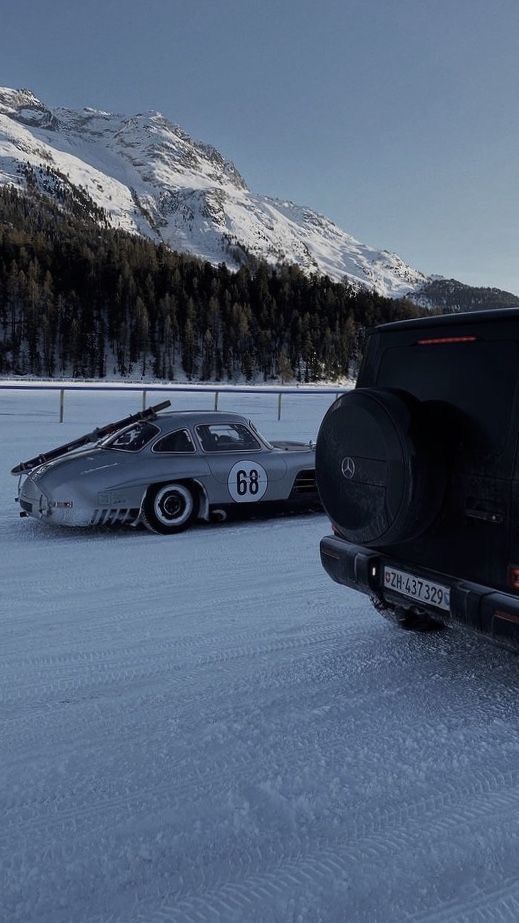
<box><xmin>2</xmin><ymin>0</ymin><xmax>518</xmax><ymax>293</ymax></box>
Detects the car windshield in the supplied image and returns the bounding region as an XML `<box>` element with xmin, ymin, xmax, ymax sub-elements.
<box><xmin>101</xmin><ymin>421</ymin><xmax>159</xmax><ymax>452</ymax></box>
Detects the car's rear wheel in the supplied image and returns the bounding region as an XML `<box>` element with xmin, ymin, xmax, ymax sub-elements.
<box><xmin>142</xmin><ymin>482</ymin><xmax>197</xmax><ymax>534</ymax></box>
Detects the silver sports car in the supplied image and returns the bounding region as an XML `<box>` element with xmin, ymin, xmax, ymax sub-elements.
<box><xmin>12</xmin><ymin>401</ymin><xmax>320</xmax><ymax>533</ymax></box>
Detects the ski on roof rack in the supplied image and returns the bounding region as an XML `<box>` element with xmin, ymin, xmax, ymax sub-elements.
<box><xmin>10</xmin><ymin>400</ymin><xmax>171</xmax><ymax>475</ymax></box>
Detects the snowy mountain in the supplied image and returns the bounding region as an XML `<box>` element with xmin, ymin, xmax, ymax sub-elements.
<box><xmin>0</xmin><ymin>87</ymin><xmax>435</xmax><ymax>299</ymax></box>
<box><xmin>3</xmin><ymin>87</ymin><xmax>516</xmax><ymax>309</ymax></box>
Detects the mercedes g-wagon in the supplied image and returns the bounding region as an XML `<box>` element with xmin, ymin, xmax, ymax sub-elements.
<box><xmin>317</xmin><ymin>307</ymin><xmax>519</xmax><ymax>645</ymax></box>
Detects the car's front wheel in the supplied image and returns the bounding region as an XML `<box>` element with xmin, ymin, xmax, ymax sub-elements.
<box><xmin>142</xmin><ymin>482</ymin><xmax>197</xmax><ymax>534</ymax></box>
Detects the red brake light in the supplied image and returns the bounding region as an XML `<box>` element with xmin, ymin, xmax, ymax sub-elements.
<box><xmin>507</xmin><ymin>566</ymin><xmax>519</xmax><ymax>591</ymax></box>
<box><xmin>494</xmin><ymin>609</ymin><xmax>519</xmax><ymax>625</ymax></box>
<box><xmin>417</xmin><ymin>336</ymin><xmax>477</xmax><ymax>345</ymax></box>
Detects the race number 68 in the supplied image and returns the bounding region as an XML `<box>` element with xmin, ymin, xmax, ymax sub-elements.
<box><xmin>228</xmin><ymin>461</ymin><xmax>268</xmax><ymax>503</ymax></box>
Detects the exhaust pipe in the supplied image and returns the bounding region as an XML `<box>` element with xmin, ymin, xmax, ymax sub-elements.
<box><xmin>211</xmin><ymin>509</ymin><xmax>227</xmax><ymax>523</ymax></box>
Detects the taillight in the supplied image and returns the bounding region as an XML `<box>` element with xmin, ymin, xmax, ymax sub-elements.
<box><xmin>507</xmin><ymin>566</ymin><xmax>519</xmax><ymax>591</ymax></box>
<box><xmin>417</xmin><ymin>336</ymin><xmax>477</xmax><ymax>345</ymax></box>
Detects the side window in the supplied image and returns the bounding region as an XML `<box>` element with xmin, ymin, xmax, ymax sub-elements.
<box><xmin>153</xmin><ymin>429</ymin><xmax>195</xmax><ymax>453</ymax></box>
<box><xmin>196</xmin><ymin>424</ymin><xmax>261</xmax><ymax>452</ymax></box>
<box><xmin>105</xmin><ymin>422</ymin><xmax>159</xmax><ymax>451</ymax></box>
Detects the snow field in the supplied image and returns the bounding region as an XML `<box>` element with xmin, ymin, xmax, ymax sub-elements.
<box><xmin>3</xmin><ymin>388</ymin><xmax>519</xmax><ymax>922</ymax></box>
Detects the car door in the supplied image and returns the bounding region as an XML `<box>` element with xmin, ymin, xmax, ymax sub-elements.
<box><xmin>195</xmin><ymin>422</ymin><xmax>288</xmax><ymax>504</ymax></box>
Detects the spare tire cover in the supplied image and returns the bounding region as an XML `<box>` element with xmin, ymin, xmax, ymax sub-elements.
<box><xmin>316</xmin><ymin>388</ymin><xmax>443</xmax><ymax>547</ymax></box>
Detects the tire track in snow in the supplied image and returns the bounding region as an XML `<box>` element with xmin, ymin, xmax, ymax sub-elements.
<box><xmin>0</xmin><ymin>598</ymin><xmax>380</xmax><ymax>711</ymax></box>
<box><xmin>2</xmin><ymin>756</ymin><xmax>519</xmax><ymax>880</ymax></box>
<box><xmin>4</xmin><ymin>627</ymin><xmax>518</xmax><ymax>833</ymax></box>
<box><xmin>5</xmin><ymin>765</ymin><xmax>519</xmax><ymax>922</ymax></box>
<box><xmin>410</xmin><ymin>875</ymin><xmax>519</xmax><ymax>922</ymax></box>
<box><xmin>0</xmin><ymin>625</ymin><xmax>355</xmax><ymax>708</ymax></box>
<box><xmin>2</xmin><ymin>614</ymin><xmax>384</xmax><ymax>778</ymax></box>
<box><xmin>128</xmin><ymin>774</ymin><xmax>519</xmax><ymax>922</ymax></box>
<box><xmin>1</xmin><ymin>642</ymin><xmax>367</xmax><ymax>824</ymax></box>
<box><xmin>0</xmin><ymin>611</ymin><xmax>357</xmax><ymax>674</ymax></box>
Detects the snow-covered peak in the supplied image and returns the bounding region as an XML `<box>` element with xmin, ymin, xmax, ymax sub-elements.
<box><xmin>0</xmin><ymin>87</ymin><xmax>429</xmax><ymax>297</ymax></box>
<box><xmin>0</xmin><ymin>87</ymin><xmax>59</xmax><ymax>130</ymax></box>
<box><xmin>0</xmin><ymin>86</ymin><xmax>43</xmax><ymax>111</ymax></box>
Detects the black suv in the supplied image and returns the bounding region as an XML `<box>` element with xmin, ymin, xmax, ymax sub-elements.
<box><xmin>316</xmin><ymin>308</ymin><xmax>519</xmax><ymax>645</ymax></box>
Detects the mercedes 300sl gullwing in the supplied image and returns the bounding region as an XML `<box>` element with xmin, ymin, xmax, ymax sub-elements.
<box><xmin>12</xmin><ymin>401</ymin><xmax>320</xmax><ymax>533</ymax></box>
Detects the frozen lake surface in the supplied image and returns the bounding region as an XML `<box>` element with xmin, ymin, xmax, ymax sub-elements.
<box><xmin>3</xmin><ymin>386</ymin><xmax>519</xmax><ymax>922</ymax></box>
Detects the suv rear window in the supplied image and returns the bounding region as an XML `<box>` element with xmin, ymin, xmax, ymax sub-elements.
<box><xmin>376</xmin><ymin>339</ymin><xmax>519</xmax><ymax>465</ymax></box>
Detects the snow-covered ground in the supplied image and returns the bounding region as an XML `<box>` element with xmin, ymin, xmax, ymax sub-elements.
<box><xmin>3</xmin><ymin>388</ymin><xmax>519</xmax><ymax>923</ymax></box>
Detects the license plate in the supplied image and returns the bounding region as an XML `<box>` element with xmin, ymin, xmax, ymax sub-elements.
<box><xmin>383</xmin><ymin>566</ymin><xmax>450</xmax><ymax>612</ymax></box>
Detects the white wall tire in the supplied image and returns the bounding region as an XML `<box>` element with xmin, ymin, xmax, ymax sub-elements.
<box><xmin>143</xmin><ymin>483</ymin><xmax>197</xmax><ymax>534</ymax></box>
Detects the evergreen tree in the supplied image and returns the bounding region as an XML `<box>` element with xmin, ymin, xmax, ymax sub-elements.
<box><xmin>0</xmin><ymin>185</ymin><xmax>426</xmax><ymax>381</ymax></box>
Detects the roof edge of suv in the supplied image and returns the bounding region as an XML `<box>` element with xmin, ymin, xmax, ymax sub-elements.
<box><xmin>377</xmin><ymin>306</ymin><xmax>519</xmax><ymax>333</ymax></box>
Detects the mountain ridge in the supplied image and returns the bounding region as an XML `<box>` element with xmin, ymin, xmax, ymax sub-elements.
<box><xmin>0</xmin><ymin>87</ymin><xmax>517</xmax><ymax>310</ymax></box>
<box><xmin>0</xmin><ymin>86</ymin><xmax>430</xmax><ymax>298</ymax></box>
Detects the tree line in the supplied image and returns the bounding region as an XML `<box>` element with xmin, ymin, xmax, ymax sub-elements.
<box><xmin>0</xmin><ymin>184</ymin><xmax>424</xmax><ymax>381</ymax></box>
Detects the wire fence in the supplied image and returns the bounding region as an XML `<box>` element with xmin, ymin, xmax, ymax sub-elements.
<box><xmin>0</xmin><ymin>381</ymin><xmax>350</xmax><ymax>423</ymax></box>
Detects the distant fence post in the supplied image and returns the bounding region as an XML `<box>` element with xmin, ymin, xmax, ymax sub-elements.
<box><xmin>142</xmin><ymin>389</ymin><xmax>147</xmax><ymax>411</ymax></box>
<box><xmin>214</xmin><ymin>391</ymin><xmax>219</xmax><ymax>411</ymax></box>
<box><xmin>277</xmin><ymin>392</ymin><xmax>282</xmax><ymax>421</ymax></box>
<box><xmin>59</xmin><ymin>388</ymin><xmax>65</xmax><ymax>423</ymax></box>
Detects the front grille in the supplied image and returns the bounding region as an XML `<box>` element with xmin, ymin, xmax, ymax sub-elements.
<box><xmin>289</xmin><ymin>469</ymin><xmax>317</xmax><ymax>497</ymax></box>
<box><xmin>20</xmin><ymin>499</ymin><xmax>33</xmax><ymax>513</ymax></box>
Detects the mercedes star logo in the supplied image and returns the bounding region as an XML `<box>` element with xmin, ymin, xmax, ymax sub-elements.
<box><xmin>341</xmin><ymin>456</ymin><xmax>356</xmax><ymax>479</ymax></box>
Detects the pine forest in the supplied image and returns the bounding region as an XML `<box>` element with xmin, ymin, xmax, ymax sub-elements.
<box><xmin>0</xmin><ymin>185</ymin><xmax>424</xmax><ymax>382</ymax></box>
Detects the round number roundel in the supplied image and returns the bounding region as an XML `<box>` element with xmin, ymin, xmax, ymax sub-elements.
<box><xmin>227</xmin><ymin>460</ymin><xmax>268</xmax><ymax>503</ymax></box>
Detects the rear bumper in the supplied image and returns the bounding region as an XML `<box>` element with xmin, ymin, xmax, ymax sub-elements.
<box><xmin>320</xmin><ymin>534</ymin><xmax>519</xmax><ymax>646</ymax></box>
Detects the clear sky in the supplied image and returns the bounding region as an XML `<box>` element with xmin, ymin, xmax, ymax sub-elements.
<box><xmin>1</xmin><ymin>0</ymin><xmax>518</xmax><ymax>293</ymax></box>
